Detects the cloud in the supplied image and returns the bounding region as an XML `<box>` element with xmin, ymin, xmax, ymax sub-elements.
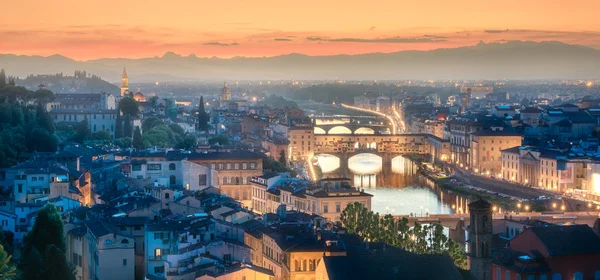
<box><xmin>274</xmin><ymin>38</ymin><xmax>292</xmax><ymax>41</ymax></box>
<box><xmin>484</xmin><ymin>29</ymin><xmax>510</xmax><ymax>33</ymax></box>
<box><xmin>369</xmin><ymin>26</ymin><xmax>376</xmax><ymax>31</ymax></box>
<box><xmin>423</xmin><ymin>34</ymin><xmax>448</xmax><ymax>39</ymax></box>
<box><xmin>202</xmin><ymin>42</ymin><xmax>239</xmax><ymax>47</ymax></box>
<box><xmin>306</xmin><ymin>36</ymin><xmax>447</xmax><ymax>43</ymax></box>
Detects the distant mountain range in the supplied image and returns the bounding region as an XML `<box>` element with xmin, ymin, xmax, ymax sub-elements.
<box><xmin>1</xmin><ymin>41</ymin><xmax>600</xmax><ymax>82</ymax></box>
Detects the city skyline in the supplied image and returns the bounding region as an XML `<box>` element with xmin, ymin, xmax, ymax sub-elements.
<box><xmin>3</xmin><ymin>0</ymin><xmax>600</xmax><ymax>60</ymax></box>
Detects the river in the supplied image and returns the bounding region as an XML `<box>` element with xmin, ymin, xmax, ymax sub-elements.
<box><xmin>317</xmin><ymin>153</ymin><xmax>472</xmax><ymax>216</ymax></box>
<box><xmin>298</xmin><ymin>100</ymin><xmax>473</xmax><ymax>216</ymax></box>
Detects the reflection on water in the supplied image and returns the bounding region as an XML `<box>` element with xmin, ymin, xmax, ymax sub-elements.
<box><xmin>348</xmin><ymin>153</ymin><xmax>382</xmax><ymax>175</ymax></box>
<box><xmin>322</xmin><ymin>155</ymin><xmax>472</xmax><ymax>215</ymax></box>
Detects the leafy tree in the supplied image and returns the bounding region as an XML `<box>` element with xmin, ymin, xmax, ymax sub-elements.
<box><xmin>340</xmin><ymin>202</ymin><xmax>467</xmax><ymax>269</ymax></box>
<box><xmin>36</xmin><ymin>104</ymin><xmax>54</xmax><ymax>134</ymax></box>
<box><xmin>208</xmin><ymin>135</ymin><xmax>229</xmax><ymax>146</ymax></box>
<box><xmin>114</xmin><ymin>137</ymin><xmax>132</xmax><ymax>148</ymax></box>
<box><xmin>169</xmin><ymin>123</ymin><xmax>185</xmax><ymax>136</ymax></box>
<box><xmin>148</xmin><ymin>96</ymin><xmax>159</xmax><ymax>107</ymax></box>
<box><xmin>142</xmin><ymin>117</ymin><xmax>164</xmax><ymax>132</ymax></box>
<box><xmin>262</xmin><ymin>156</ymin><xmax>297</xmax><ymax>177</ymax></box>
<box><xmin>71</xmin><ymin>119</ymin><xmax>89</xmax><ymax>143</ymax></box>
<box><xmin>132</xmin><ymin>126</ymin><xmax>143</xmax><ymax>150</ymax></box>
<box><xmin>0</xmin><ymin>244</ymin><xmax>15</xmax><ymax>280</ymax></box>
<box><xmin>32</xmin><ymin>89</ymin><xmax>54</xmax><ymax>102</ymax></box>
<box><xmin>0</xmin><ymin>69</ymin><xmax>6</xmax><ymax>89</ymax></box>
<box><xmin>197</xmin><ymin>96</ymin><xmax>208</xmax><ymax>131</ymax></box>
<box><xmin>20</xmin><ymin>204</ymin><xmax>74</xmax><ymax>280</ymax></box>
<box><xmin>176</xmin><ymin>134</ymin><xmax>197</xmax><ymax>149</ymax></box>
<box><xmin>118</xmin><ymin>97</ymin><xmax>139</xmax><ymax>117</ymax></box>
<box><xmin>90</xmin><ymin>131</ymin><xmax>112</xmax><ymax>141</ymax></box>
<box><xmin>278</xmin><ymin>150</ymin><xmax>286</xmax><ymax>165</ymax></box>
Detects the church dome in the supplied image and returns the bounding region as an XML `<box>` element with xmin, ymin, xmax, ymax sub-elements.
<box><xmin>133</xmin><ymin>90</ymin><xmax>146</xmax><ymax>102</ymax></box>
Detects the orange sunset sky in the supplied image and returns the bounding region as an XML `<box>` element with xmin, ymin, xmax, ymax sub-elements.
<box><xmin>2</xmin><ymin>0</ymin><xmax>600</xmax><ymax>60</ymax></box>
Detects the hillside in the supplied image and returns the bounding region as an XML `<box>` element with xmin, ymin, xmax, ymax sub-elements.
<box><xmin>16</xmin><ymin>71</ymin><xmax>119</xmax><ymax>94</ymax></box>
<box><xmin>1</xmin><ymin>41</ymin><xmax>600</xmax><ymax>81</ymax></box>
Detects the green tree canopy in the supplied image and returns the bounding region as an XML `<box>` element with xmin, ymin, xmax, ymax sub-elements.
<box><xmin>118</xmin><ymin>97</ymin><xmax>139</xmax><ymax>117</ymax></box>
<box><xmin>169</xmin><ymin>123</ymin><xmax>185</xmax><ymax>136</ymax></box>
<box><xmin>340</xmin><ymin>202</ymin><xmax>467</xmax><ymax>269</ymax></box>
<box><xmin>142</xmin><ymin>117</ymin><xmax>164</xmax><ymax>132</ymax></box>
<box><xmin>71</xmin><ymin>119</ymin><xmax>89</xmax><ymax>144</ymax></box>
<box><xmin>21</xmin><ymin>204</ymin><xmax>74</xmax><ymax>280</ymax></box>
<box><xmin>208</xmin><ymin>135</ymin><xmax>229</xmax><ymax>146</ymax></box>
<box><xmin>0</xmin><ymin>244</ymin><xmax>16</xmax><ymax>280</ymax></box>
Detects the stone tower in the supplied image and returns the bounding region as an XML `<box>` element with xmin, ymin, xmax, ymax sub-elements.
<box><xmin>468</xmin><ymin>199</ymin><xmax>492</xmax><ymax>280</ymax></box>
<box><xmin>220</xmin><ymin>82</ymin><xmax>231</xmax><ymax>107</ymax></box>
<box><xmin>121</xmin><ymin>67</ymin><xmax>129</xmax><ymax>96</ymax></box>
<box><xmin>466</xmin><ymin>87</ymin><xmax>472</xmax><ymax>108</ymax></box>
<box><xmin>460</xmin><ymin>94</ymin><xmax>467</xmax><ymax>114</ymax></box>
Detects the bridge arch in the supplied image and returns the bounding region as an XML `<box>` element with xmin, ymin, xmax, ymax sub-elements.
<box><xmin>314</xmin><ymin>154</ymin><xmax>341</xmax><ymax>173</ymax></box>
<box><xmin>328</xmin><ymin>126</ymin><xmax>352</xmax><ymax>134</ymax></box>
<box><xmin>348</xmin><ymin>153</ymin><xmax>382</xmax><ymax>175</ymax></box>
<box><xmin>354</xmin><ymin>127</ymin><xmax>375</xmax><ymax>134</ymax></box>
<box><xmin>314</xmin><ymin>127</ymin><xmax>327</xmax><ymax>135</ymax></box>
<box><xmin>391</xmin><ymin>155</ymin><xmax>407</xmax><ymax>174</ymax></box>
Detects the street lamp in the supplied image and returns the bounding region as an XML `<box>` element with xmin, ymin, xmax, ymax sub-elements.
<box><xmin>552</xmin><ymin>202</ymin><xmax>557</xmax><ymax>209</ymax></box>
<box><xmin>561</xmin><ymin>205</ymin><xmax>566</xmax><ymax>211</ymax></box>
<box><xmin>517</xmin><ymin>203</ymin><xmax>522</xmax><ymax>209</ymax></box>
<box><xmin>524</xmin><ymin>205</ymin><xmax>530</xmax><ymax>211</ymax></box>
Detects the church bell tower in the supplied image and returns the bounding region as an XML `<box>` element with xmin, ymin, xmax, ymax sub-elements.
<box><xmin>121</xmin><ymin>67</ymin><xmax>129</xmax><ymax>97</ymax></box>
<box><xmin>468</xmin><ymin>199</ymin><xmax>492</xmax><ymax>280</ymax></box>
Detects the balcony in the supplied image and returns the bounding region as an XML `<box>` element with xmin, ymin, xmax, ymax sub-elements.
<box><xmin>148</xmin><ymin>255</ymin><xmax>163</xmax><ymax>261</ymax></box>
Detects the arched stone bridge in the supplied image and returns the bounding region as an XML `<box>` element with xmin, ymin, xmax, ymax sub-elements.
<box><xmin>314</xmin><ymin>124</ymin><xmax>388</xmax><ymax>135</ymax></box>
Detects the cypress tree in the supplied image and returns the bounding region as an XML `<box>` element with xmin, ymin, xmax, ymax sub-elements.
<box><xmin>20</xmin><ymin>204</ymin><xmax>75</xmax><ymax>280</ymax></box>
<box><xmin>197</xmin><ymin>96</ymin><xmax>208</xmax><ymax>131</ymax></box>
<box><xmin>0</xmin><ymin>69</ymin><xmax>6</xmax><ymax>88</ymax></box>
<box><xmin>133</xmin><ymin>126</ymin><xmax>143</xmax><ymax>149</ymax></box>
<box><xmin>123</xmin><ymin>115</ymin><xmax>132</xmax><ymax>138</ymax></box>
<box><xmin>115</xmin><ymin>115</ymin><xmax>123</xmax><ymax>138</ymax></box>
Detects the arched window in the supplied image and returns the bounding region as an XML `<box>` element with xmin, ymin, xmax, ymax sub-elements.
<box><xmin>552</xmin><ymin>273</ymin><xmax>562</xmax><ymax>280</ymax></box>
<box><xmin>303</xmin><ymin>259</ymin><xmax>307</xmax><ymax>271</ymax></box>
<box><xmin>170</xmin><ymin>175</ymin><xmax>176</xmax><ymax>185</ymax></box>
<box><xmin>573</xmin><ymin>272</ymin><xmax>583</xmax><ymax>280</ymax></box>
<box><xmin>169</xmin><ymin>163</ymin><xmax>176</xmax><ymax>170</ymax></box>
<box><xmin>165</xmin><ymin>192</ymin><xmax>170</xmax><ymax>199</ymax></box>
<box><xmin>121</xmin><ymin>239</ymin><xmax>129</xmax><ymax>244</ymax></box>
<box><xmin>235</xmin><ymin>177</ymin><xmax>240</xmax><ymax>185</ymax></box>
<box><xmin>104</xmin><ymin>240</ymin><xmax>113</xmax><ymax>246</ymax></box>
<box><xmin>294</xmin><ymin>260</ymin><xmax>299</xmax><ymax>271</ymax></box>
